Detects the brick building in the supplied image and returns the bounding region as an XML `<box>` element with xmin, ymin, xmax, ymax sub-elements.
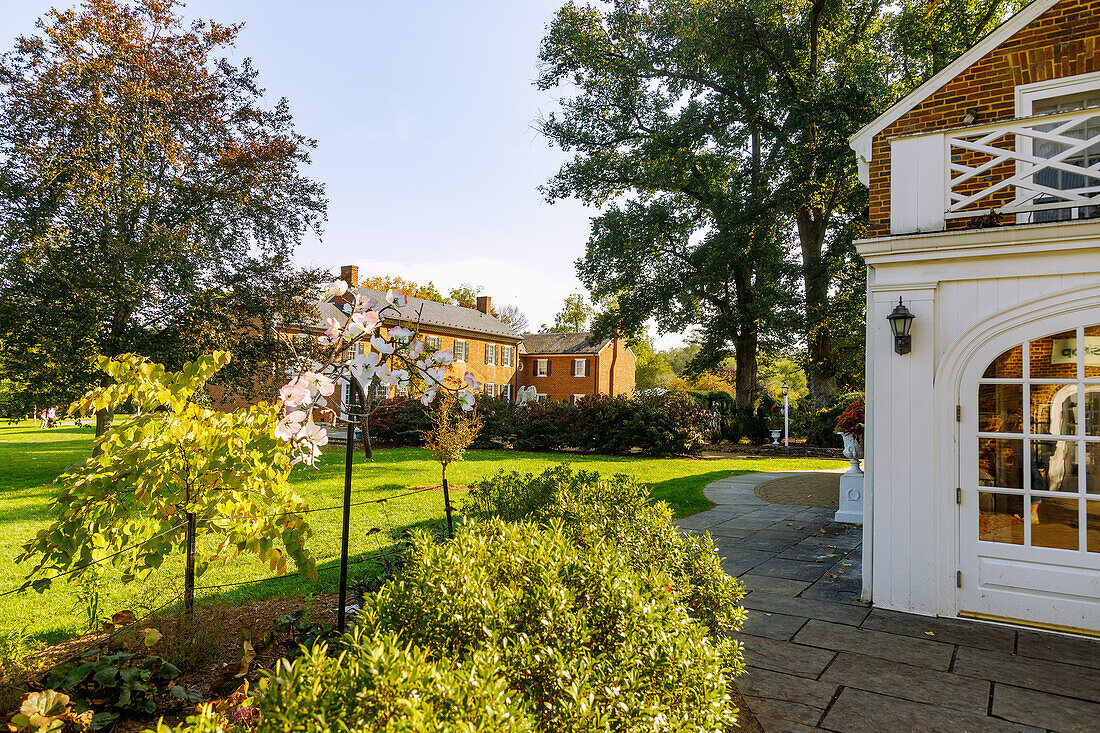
<box><xmin>303</xmin><ymin>266</ymin><xmax>636</xmax><ymax>418</ymax></box>
<box><xmin>848</xmin><ymin>0</ymin><xmax>1100</xmax><ymax>632</ymax></box>
<box><xmin>516</xmin><ymin>332</ymin><xmax>636</xmax><ymax>404</ymax></box>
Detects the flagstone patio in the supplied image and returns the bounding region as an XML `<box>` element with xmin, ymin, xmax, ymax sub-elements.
<box><xmin>683</xmin><ymin>471</ymin><xmax>1100</xmax><ymax>733</ymax></box>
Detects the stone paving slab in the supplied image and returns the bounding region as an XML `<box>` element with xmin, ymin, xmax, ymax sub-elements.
<box><xmin>741</xmin><ymin>609</ymin><xmax>810</xmax><ymax>641</ymax></box>
<box><xmin>690</xmin><ymin>470</ymin><xmax>1100</xmax><ymax>732</ymax></box>
<box><xmin>952</xmin><ymin>645</ymin><xmax>1100</xmax><ymax>703</ymax></box>
<box><xmin>860</xmin><ymin>608</ymin><xmax>1016</xmax><ymax>653</ymax></box>
<box><xmin>1015</xmin><ymin>628</ymin><xmax>1100</xmax><ymax>669</ymax></box>
<box><xmin>741</xmin><ymin>574</ymin><xmax>813</xmax><ymax>596</ymax></box>
<box><xmin>741</xmin><ymin>591</ymin><xmax>870</xmax><ymax>626</ymax></box>
<box><xmin>740</xmin><ymin>633</ymin><xmax>837</xmax><ymax>678</ymax></box>
<box><xmin>821</xmin><ymin>688</ymin><xmax>1043</xmax><ymax>733</ymax></box>
<box><xmin>794</xmin><ymin>619</ymin><xmax>955</xmax><ymax>670</ymax></box>
<box><xmin>991</xmin><ymin>684</ymin><xmax>1100</xmax><ymax>733</ymax></box>
<box><xmin>819</xmin><ymin>651</ymin><xmax>990</xmax><ymax>713</ymax></box>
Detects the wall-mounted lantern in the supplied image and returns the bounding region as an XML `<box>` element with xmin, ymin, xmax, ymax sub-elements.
<box><xmin>962</xmin><ymin>107</ymin><xmax>980</xmax><ymax>125</ymax></box>
<box><xmin>887</xmin><ymin>298</ymin><xmax>915</xmax><ymax>355</ymax></box>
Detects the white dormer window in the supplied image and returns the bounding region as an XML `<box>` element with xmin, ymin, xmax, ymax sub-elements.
<box><xmin>573</xmin><ymin>358</ymin><xmax>589</xmax><ymax>377</ymax></box>
<box><xmin>535</xmin><ymin>359</ymin><xmax>549</xmax><ymax>377</ymax></box>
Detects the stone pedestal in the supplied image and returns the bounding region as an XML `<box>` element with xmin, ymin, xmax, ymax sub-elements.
<box><xmin>835</xmin><ymin>471</ymin><xmax>864</xmax><ymax>524</ymax></box>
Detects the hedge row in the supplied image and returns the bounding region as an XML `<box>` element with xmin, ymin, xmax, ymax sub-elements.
<box><xmin>160</xmin><ymin>466</ymin><xmax>745</xmax><ymax>731</ymax></box>
<box><xmin>368</xmin><ymin>391</ymin><xmax>711</xmax><ymax>456</ymax></box>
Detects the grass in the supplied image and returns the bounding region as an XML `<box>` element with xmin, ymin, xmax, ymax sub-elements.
<box><xmin>0</xmin><ymin>420</ymin><xmax>844</xmax><ymax>645</ymax></box>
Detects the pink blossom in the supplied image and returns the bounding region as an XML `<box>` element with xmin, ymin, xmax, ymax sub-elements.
<box><xmin>371</xmin><ymin>335</ymin><xmax>394</xmax><ymax>355</ymax></box>
<box><xmin>433</xmin><ymin>349</ymin><xmax>454</xmax><ymax>366</ymax></box>
<box><xmin>328</xmin><ymin>280</ymin><xmax>348</xmax><ymax>296</ymax></box>
<box><xmin>407</xmin><ymin>339</ymin><xmax>425</xmax><ymax>359</ymax></box>
<box><xmin>463</xmin><ymin>372</ymin><xmax>483</xmax><ymax>391</ymax></box>
<box><xmin>386</xmin><ymin>289</ymin><xmax>408</xmax><ymax>307</ymax></box>
<box><xmin>279</xmin><ymin>380</ymin><xmax>311</xmax><ymax>408</ymax></box>
<box><xmin>458</xmin><ymin>389</ymin><xmax>476</xmax><ymax>411</ymax></box>
<box><xmin>420</xmin><ymin>387</ymin><xmax>438</xmax><ymax>406</ymax></box>
<box><xmin>349</xmin><ymin>352</ymin><xmax>380</xmax><ymax>385</ymax></box>
<box><xmin>301</xmin><ymin>372</ymin><xmax>335</xmax><ymax>398</ymax></box>
<box><xmin>389</xmin><ymin>326</ymin><xmax>413</xmax><ymax>343</ymax></box>
<box><xmin>275</xmin><ymin>410</ymin><xmax>306</xmax><ymax>440</ymax></box>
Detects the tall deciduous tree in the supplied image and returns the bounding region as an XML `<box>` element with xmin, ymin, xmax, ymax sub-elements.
<box><xmin>546</xmin><ymin>292</ymin><xmax>595</xmax><ymax>333</ymax></box>
<box><xmin>495</xmin><ymin>303</ymin><xmax>530</xmax><ymax>333</ymax></box>
<box><xmin>0</xmin><ymin>0</ymin><xmax>326</xmax><ymax>436</ymax></box>
<box><xmin>359</xmin><ymin>275</ymin><xmax>446</xmax><ymax>303</ymax></box>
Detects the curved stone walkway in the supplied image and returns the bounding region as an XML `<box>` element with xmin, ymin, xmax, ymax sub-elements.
<box><xmin>680</xmin><ymin>470</ymin><xmax>1100</xmax><ymax>733</ymax></box>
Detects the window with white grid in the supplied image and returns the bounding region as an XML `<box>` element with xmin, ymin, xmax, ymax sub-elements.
<box><xmin>485</xmin><ymin>343</ymin><xmax>497</xmax><ymax>365</ymax></box>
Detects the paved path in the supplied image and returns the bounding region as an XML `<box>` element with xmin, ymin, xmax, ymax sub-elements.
<box><xmin>681</xmin><ymin>471</ymin><xmax>1100</xmax><ymax>733</ymax></box>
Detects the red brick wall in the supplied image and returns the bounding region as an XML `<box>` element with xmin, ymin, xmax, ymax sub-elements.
<box><xmin>599</xmin><ymin>339</ymin><xmax>636</xmax><ymax>398</ymax></box>
<box><xmin>518</xmin><ymin>354</ymin><xmax>598</xmax><ymax>402</ymax></box>
<box><xmin>868</xmin><ymin>0</ymin><xmax>1100</xmax><ymax>236</ymax></box>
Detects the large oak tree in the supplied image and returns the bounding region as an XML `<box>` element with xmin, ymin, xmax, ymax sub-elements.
<box><xmin>0</xmin><ymin>0</ymin><xmax>327</xmax><ymax>434</ymax></box>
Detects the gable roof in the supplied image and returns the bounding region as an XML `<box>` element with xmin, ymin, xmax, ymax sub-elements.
<box><xmin>520</xmin><ymin>332</ymin><xmax>610</xmax><ymax>355</ymax></box>
<box><xmin>849</xmin><ymin>0</ymin><xmax>1059</xmax><ymax>184</ymax></box>
<box><xmin>315</xmin><ymin>288</ymin><xmax>522</xmax><ymax>341</ymax></box>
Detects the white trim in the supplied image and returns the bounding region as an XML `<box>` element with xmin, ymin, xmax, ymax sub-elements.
<box><xmin>849</xmin><ymin>0</ymin><xmax>1059</xmax><ymax>185</ymax></box>
<box><xmin>572</xmin><ymin>394</ymin><xmax>584</xmax><ymax>404</ymax></box>
<box><xmin>1015</xmin><ymin>70</ymin><xmax>1100</xmax><ymax>115</ymax></box>
<box><xmin>535</xmin><ymin>358</ymin><xmax>549</xmax><ymax>377</ymax></box>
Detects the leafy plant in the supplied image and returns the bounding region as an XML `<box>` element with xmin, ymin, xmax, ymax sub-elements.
<box><xmin>17</xmin><ymin>353</ymin><xmax>317</xmax><ymax>593</ymax></box>
<box><xmin>835</xmin><ymin>396</ymin><xmax>865</xmax><ymax>441</ymax></box>
<box><xmin>46</xmin><ymin>648</ymin><xmax>181</xmax><ymax>728</ymax></box>
<box><xmin>8</xmin><ymin>690</ymin><xmax>90</xmax><ymax>732</ymax></box>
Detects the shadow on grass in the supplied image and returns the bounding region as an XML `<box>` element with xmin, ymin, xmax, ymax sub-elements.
<box><xmin>646</xmin><ymin>469</ymin><xmax>757</xmax><ymax>518</ymax></box>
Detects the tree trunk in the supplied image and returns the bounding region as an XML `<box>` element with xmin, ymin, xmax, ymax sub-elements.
<box><xmin>796</xmin><ymin>208</ymin><xmax>839</xmax><ymax>404</ymax></box>
<box><xmin>733</xmin><ymin>332</ymin><xmax>758</xmax><ymax>407</ymax></box>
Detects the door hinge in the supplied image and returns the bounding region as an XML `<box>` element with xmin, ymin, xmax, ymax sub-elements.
<box><xmin>956</xmin><ymin>405</ymin><xmax>962</xmax><ymax>422</ymax></box>
<box><xmin>957</xmin><ymin>571</ymin><xmax>962</xmax><ymax>588</ymax></box>
<box><xmin>956</xmin><ymin>487</ymin><xmax>962</xmax><ymax>505</ymax></box>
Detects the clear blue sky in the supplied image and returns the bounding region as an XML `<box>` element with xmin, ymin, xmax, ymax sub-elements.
<box><xmin>0</xmin><ymin>1</ymin><xmax>685</xmax><ymax>347</ymax></box>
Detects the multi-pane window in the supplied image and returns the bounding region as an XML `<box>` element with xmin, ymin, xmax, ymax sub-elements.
<box><xmin>1032</xmin><ymin>93</ymin><xmax>1100</xmax><ymax>222</ymax></box>
<box><xmin>573</xmin><ymin>358</ymin><xmax>588</xmax><ymax>377</ymax></box>
<box><xmin>485</xmin><ymin>344</ymin><xmax>498</xmax><ymax>365</ymax></box>
<box><xmin>501</xmin><ymin>345</ymin><xmax>514</xmax><ymax>367</ymax></box>
<box><xmin>501</xmin><ymin>384</ymin><xmax>513</xmax><ymax>402</ymax></box>
<box><xmin>425</xmin><ymin>334</ymin><xmax>442</xmax><ymax>352</ymax></box>
<box><xmin>535</xmin><ymin>359</ymin><xmax>549</xmax><ymax>377</ymax></box>
<box><xmin>977</xmin><ymin>324</ymin><xmax>1100</xmax><ymax>552</ymax></box>
<box><xmin>485</xmin><ymin>383</ymin><xmax>497</xmax><ymax>398</ymax></box>
<box><xmin>454</xmin><ymin>340</ymin><xmax>469</xmax><ymax>363</ymax></box>
<box><xmin>373</xmin><ymin>381</ymin><xmax>390</xmax><ymax>400</ymax></box>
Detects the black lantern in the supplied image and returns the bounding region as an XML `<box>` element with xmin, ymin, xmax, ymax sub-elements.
<box><xmin>887</xmin><ymin>297</ymin><xmax>915</xmax><ymax>355</ymax></box>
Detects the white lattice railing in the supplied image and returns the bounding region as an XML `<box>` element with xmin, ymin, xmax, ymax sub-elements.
<box><xmin>945</xmin><ymin>108</ymin><xmax>1100</xmax><ymax>222</ymax></box>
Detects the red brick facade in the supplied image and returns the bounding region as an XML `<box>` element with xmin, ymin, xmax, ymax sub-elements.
<box><xmin>868</xmin><ymin>0</ymin><xmax>1100</xmax><ymax>236</ymax></box>
<box><xmin>518</xmin><ymin>338</ymin><xmax>635</xmax><ymax>403</ymax></box>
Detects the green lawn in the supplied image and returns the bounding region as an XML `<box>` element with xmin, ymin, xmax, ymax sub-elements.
<box><xmin>0</xmin><ymin>421</ymin><xmax>844</xmax><ymax>644</ymax></box>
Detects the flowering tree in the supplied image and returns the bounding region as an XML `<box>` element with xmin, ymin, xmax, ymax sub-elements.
<box><xmin>273</xmin><ymin>280</ymin><xmax>484</xmax><ymax>465</ymax></box>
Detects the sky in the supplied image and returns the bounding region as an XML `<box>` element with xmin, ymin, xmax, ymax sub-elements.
<box><xmin>0</xmin><ymin>0</ymin><xmax>688</xmax><ymax>348</ymax></box>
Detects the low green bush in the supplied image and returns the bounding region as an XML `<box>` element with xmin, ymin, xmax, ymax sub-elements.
<box><xmin>367</xmin><ymin>392</ymin><xmax>709</xmax><ymax>455</ymax></box>
<box><xmin>795</xmin><ymin>391</ymin><xmax>863</xmax><ymax>447</ymax></box>
<box><xmin>463</xmin><ymin>465</ymin><xmax>747</xmax><ymax>640</ymax></box>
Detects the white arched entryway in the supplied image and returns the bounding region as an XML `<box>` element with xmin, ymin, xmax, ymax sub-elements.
<box><xmin>935</xmin><ymin>284</ymin><xmax>1100</xmax><ymax>633</ymax></box>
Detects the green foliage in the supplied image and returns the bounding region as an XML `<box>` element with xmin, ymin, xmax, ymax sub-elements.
<box><xmin>371</xmin><ymin>393</ymin><xmax>709</xmax><ymax>456</ymax></box>
<box><xmin>17</xmin><ymin>353</ymin><xmax>317</xmax><ymax>592</ymax></box>
<box><xmin>363</xmin><ymin>519</ymin><xmax>738</xmax><ymax>730</ymax></box>
<box><xmin>46</xmin><ymin>647</ymin><xmax>181</xmax><ymax>726</ymax></box>
<box><xmin>463</xmin><ymin>464</ymin><xmax>748</xmax><ymax>642</ymax></box>
<box><xmin>0</xmin><ymin>0</ymin><xmax>327</xmax><ymax>410</ymax></box>
<box><xmin>421</xmin><ymin>394</ymin><xmax>482</xmax><ymax>473</ymax></box>
<box><xmin>545</xmin><ymin>292</ymin><xmax>594</xmax><ymax>333</ymax></box>
<box><xmin>795</xmin><ymin>391</ymin><xmax>864</xmax><ymax>447</ymax></box>
<box><xmin>8</xmin><ymin>689</ymin><xmax>88</xmax><ymax>733</ymax></box>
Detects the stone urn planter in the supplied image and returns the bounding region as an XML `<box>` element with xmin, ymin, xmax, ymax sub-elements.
<box><xmin>840</xmin><ymin>432</ymin><xmax>864</xmax><ymax>475</ymax></box>
<box><xmin>770</xmin><ymin>429</ymin><xmax>782</xmax><ymax>446</ymax></box>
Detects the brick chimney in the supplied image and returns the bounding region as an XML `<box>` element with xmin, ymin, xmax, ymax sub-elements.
<box><xmin>339</xmin><ymin>264</ymin><xmax>359</xmax><ymax>288</ymax></box>
<box><xmin>476</xmin><ymin>295</ymin><xmax>492</xmax><ymax>314</ymax></box>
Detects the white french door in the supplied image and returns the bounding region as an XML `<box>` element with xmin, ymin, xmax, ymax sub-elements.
<box><xmin>959</xmin><ymin>324</ymin><xmax>1100</xmax><ymax>633</ymax></box>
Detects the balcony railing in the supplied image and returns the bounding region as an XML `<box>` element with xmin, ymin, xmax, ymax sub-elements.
<box><xmin>889</xmin><ymin>107</ymin><xmax>1100</xmax><ymax>235</ymax></box>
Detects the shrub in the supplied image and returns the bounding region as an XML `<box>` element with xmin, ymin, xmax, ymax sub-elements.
<box><xmin>155</xmin><ymin>629</ymin><xmax>534</xmax><ymax>732</ymax></box>
<box><xmin>366</xmin><ymin>397</ymin><xmax>430</xmax><ymax>447</ymax></box>
<box><xmin>797</xmin><ymin>391</ymin><xmax>863</xmax><ymax>447</ymax></box>
<box><xmin>835</xmin><ymin>396</ymin><xmax>865</xmax><ymax>441</ymax></box>
<box><xmin>509</xmin><ymin>399</ymin><xmax>579</xmax><ymax>452</ymax></box>
<box><xmin>358</xmin><ymin>520</ymin><xmax>739</xmax><ymax>731</ymax></box>
<box><xmin>463</xmin><ymin>465</ymin><xmax>747</xmax><ymax>641</ymax></box>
